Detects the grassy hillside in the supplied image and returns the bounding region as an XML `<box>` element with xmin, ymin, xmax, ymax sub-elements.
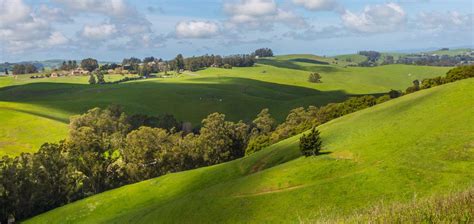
<box><xmin>27</xmin><ymin>78</ymin><xmax>474</xmax><ymax>223</ymax></box>
<box><xmin>0</xmin><ymin>63</ymin><xmax>450</xmax><ymax>156</ymax></box>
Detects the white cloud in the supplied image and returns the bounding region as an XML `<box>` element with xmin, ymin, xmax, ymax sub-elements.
<box><xmin>37</xmin><ymin>5</ymin><xmax>73</xmax><ymax>23</ymax></box>
<box><xmin>53</xmin><ymin>0</ymin><xmax>133</xmax><ymax>18</ymax></box>
<box><xmin>48</xmin><ymin>32</ymin><xmax>70</xmax><ymax>46</ymax></box>
<box><xmin>285</xmin><ymin>25</ymin><xmax>347</xmax><ymax>40</ymax></box>
<box><xmin>176</xmin><ymin>21</ymin><xmax>220</xmax><ymax>39</ymax></box>
<box><xmin>54</xmin><ymin>0</ymin><xmax>161</xmax><ymax>50</ymax></box>
<box><xmin>225</xmin><ymin>0</ymin><xmax>277</xmax><ymax>17</ymax></box>
<box><xmin>0</xmin><ymin>0</ymin><xmax>71</xmax><ymax>53</ymax></box>
<box><xmin>341</xmin><ymin>3</ymin><xmax>406</xmax><ymax>33</ymax></box>
<box><xmin>224</xmin><ymin>0</ymin><xmax>306</xmax><ymax>29</ymax></box>
<box><xmin>0</xmin><ymin>0</ymin><xmax>32</xmax><ymax>28</ymax></box>
<box><xmin>416</xmin><ymin>11</ymin><xmax>473</xmax><ymax>31</ymax></box>
<box><xmin>292</xmin><ymin>0</ymin><xmax>338</xmax><ymax>11</ymax></box>
<box><xmin>81</xmin><ymin>24</ymin><xmax>118</xmax><ymax>40</ymax></box>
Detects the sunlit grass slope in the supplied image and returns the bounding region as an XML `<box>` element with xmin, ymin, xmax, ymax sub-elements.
<box><xmin>0</xmin><ymin>102</ymin><xmax>68</xmax><ymax>157</ymax></box>
<box><xmin>0</xmin><ymin>62</ymin><xmax>450</xmax><ymax>156</ymax></box>
<box><xmin>27</xmin><ymin>78</ymin><xmax>474</xmax><ymax>223</ymax></box>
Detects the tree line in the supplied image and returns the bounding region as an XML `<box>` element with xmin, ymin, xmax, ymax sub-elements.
<box><xmin>12</xmin><ymin>64</ymin><xmax>38</xmax><ymax>75</ymax></box>
<box><xmin>1</xmin><ymin>65</ymin><xmax>471</xmax><ymax>222</ymax></box>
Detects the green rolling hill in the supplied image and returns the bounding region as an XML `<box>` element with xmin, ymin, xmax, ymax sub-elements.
<box><xmin>0</xmin><ymin>59</ymin><xmax>451</xmax><ymax>157</ymax></box>
<box><xmin>26</xmin><ymin>78</ymin><xmax>474</xmax><ymax>223</ymax></box>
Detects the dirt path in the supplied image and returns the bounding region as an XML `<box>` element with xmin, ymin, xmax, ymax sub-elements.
<box><xmin>232</xmin><ymin>184</ymin><xmax>307</xmax><ymax>198</ymax></box>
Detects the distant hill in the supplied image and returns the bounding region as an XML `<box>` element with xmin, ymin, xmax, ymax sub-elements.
<box><xmin>0</xmin><ymin>60</ymin><xmax>118</xmax><ymax>72</ymax></box>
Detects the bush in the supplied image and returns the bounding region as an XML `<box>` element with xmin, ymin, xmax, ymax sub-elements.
<box><xmin>308</xmin><ymin>72</ymin><xmax>322</xmax><ymax>83</ymax></box>
<box><xmin>223</xmin><ymin>64</ymin><xmax>232</xmax><ymax>69</ymax></box>
<box><xmin>299</xmin><ymin>128</ymin><xmax>322</xmax><ymax>157</ymax></box>
<box><xmin>388</xmin><ymin>89</ymin><xmax>402</xmax><ymax>99</ymax></box>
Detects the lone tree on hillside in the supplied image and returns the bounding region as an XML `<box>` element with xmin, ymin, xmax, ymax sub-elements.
<box><xmin>308</xmin><ymin>72</ymin><xmax>322</xmax><ymax>83</ymax></box>
<box><xmin>299</xmin><ymin>128</ymin><xmax>322</xmax><ymax>157</ymax></box>
<box><xmin>81</xmin><ymin>58</ymin><xmax>99</xmax><ymax>72</ymax></box>
<box><xmin>88</xmin><ymin>74</ymin><xmax>96</xmax><ymax>84</ymax></box>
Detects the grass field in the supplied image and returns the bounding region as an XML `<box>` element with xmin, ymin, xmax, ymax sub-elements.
<box><xmin>0</xmin><ymin>57</ymin><xmax>451</xmax><ymax>156</ymax></box>
<box><xmin>26</xmin><ymin>78</ymin><xmax>474</xmax><ymax>223</ymax></box>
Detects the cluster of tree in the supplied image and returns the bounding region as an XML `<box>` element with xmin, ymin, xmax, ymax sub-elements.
<box><xmin>381</xmin><ymin>55</ymin><xmax>395</xmax><ymax>65</ymax></box>
<box><xmin>99</xmin><ymin>63</ymin><xmax>119</xmax><ymax>71</ymax></box>
<box><xmin>59</xmin><ymin>60</ymin><xmax>78</xmax><ymax>71</ymax></box>
<box><xmin>122</xmin><ymin>57</ymin><xmax>143</xmax><ymax>66</ymax></box>
<box><xmin>0</xmin><ymin>63</ymin><xmax>14</xmax><ymax>74</ymax></box>
<box><xmin>12</xmin><ymin>63</ymin><xmax>38</xmax><ymax>75</ymax></box>
<box><xmin>308</xmin><ymin>72</ymin><xmax>322</xmax><ymax>83</ymax></box>
<box><xmin>81</xmin><ymin>58</ymin><xmax>99</xmax><ymax>72</ymax></box>
<box><xmin>396</xmin><ymin>54</ymin><xmax>474</xmax><ymax>67</ymax></box>
<box><xmin>358</xmin><ymin>51</ymin><xmax>381</xmax><ymax>67</ymax></box>
<box><xmin>0</xmin><ymin>107</ymin><xmax>251</xmax><ymax>221</ymax></box>
<box><xmin>254</xmin><ymin>48</ymin><xmax>274</xmax><ymax>57</ymax></box>
<box><xmin>174</xmin><ymin>54</ymin><xmax>256</xmax><ymax>72</ymax></box>
<box><xmin>245</xmin><ymin>95</ymin><xmax>386</xmax><ymax>155</ymax></box>
<box><xmin>121</xmin><ymin>57</ymin><xmax>162</xmax><ymax>75</ymax></box>
<box><xmin>88</xmin><ymin>72</ymin><xmax>106</xmax><ymax>84</ymax></box>
<box><xmin>415</xmin><ymin>65</ymin><xmax>473</xmax><ymax>91</ymax></box>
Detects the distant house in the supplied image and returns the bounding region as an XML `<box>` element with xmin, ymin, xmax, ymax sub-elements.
<box><xmin>70</xmin><ymin>68</ymin><xmax>90</xmax><ymax>76</ymax></box>
<box><xmin>50</xmin><ymin>72</ymin><xmax>59</xmax><ymax>78</ymax></box>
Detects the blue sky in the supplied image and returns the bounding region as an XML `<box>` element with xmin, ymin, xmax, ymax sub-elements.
<box><xmin>0</xmin><ymin>0</ymin><xmax>473</xmax><ymax>62</ymax></box>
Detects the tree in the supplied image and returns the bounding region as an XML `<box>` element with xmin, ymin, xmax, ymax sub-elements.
<box><xmin>138</xmin><ymin>65</ymin><xmax>150</xmax><ymax>77</ymax></box>
<box><xmin>175</xmin><ymin>54</ymin><xmax>185</xmax><ymax>72</ymax></box>
<box><xmin>67</xmin><ymin>107</ymin><xmax>129</xmax><ymax>194</ymax></box>
<box><xmin>254</xmin><ymin>48</ymin><xmax>274</xmax><ymax>57</ymax></box>
<box><xmin>252</xmin><ymin>108</ymin><xmax>275</xmax><ymax>135</ymax></box>
<box><xmin>143</xmin><ymin>57</ymin><xmax>155</xmax><ymax>63</ymax></box>
<box><xmin>88</xmin><ymin>74</ymin><xmax>97</xmax><ymax>84</ymax></box>
<box><xmin>388</xmin><ymin>89</ymin><xmax>402</xmax><ymax>99</ymax></box>
<box><xmin>81</xmin><ymin>58</ymin><xmax>99</xmax><ymax>72</ymax></box>
<box><xmin>299</xmin><ymin>128</ymin><xmax>322</xmax><ymax>157</ymax></box>
<box><xmin>198</xmin><ymin>113</ymin><xmax>249</xmax><ymax>165</ymax></box>
<box><xmin>4</xmin><ymin>68</ymin><xmax>8</xmax><ymax>75</ymax></box>
<box><xmin>406</xmin><ymin>79</ymin><xmax>420</xmax><ymax>94</ymax></box>
<box><xmin>245</xmin><ymin>109</ymin><xmax>276</xmax><ymax>155</ymax></box>
<box><xmin>308</xmin><ymin>72</ymin><xmax>322</xmax><ymax>83</ymax></box>
<box><xmin>96</xmin><ymin>71</ymin><xmax>106</xmax><ymax>84</ymax></box>
<box><xmin>123</xmin><ymin>127</ymin><xmax>173</xmax><ymax>181</ymax></box>
<box><xmin>12</xmin><ymin>64</ymin><xmax>37</xmax><ymax>74</ymax></box>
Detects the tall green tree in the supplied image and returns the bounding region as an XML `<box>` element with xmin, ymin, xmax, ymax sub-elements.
<box><xmin>81</xmin><ymin>58</ymin><xmax>99</xmax><ymax>72</ymax></box>
<box><xmin>123</xmin><ymin>127</ymin><xmax>174</xmax><ymax>182</ymax></box>
<box><xmin>198</xmin><ymin>113</ymin><xmax>249</xmax><ymax>164</ymax></box>
<box><xmin>175</xmin><ymin>54</ymin><xmax>185</xmax><ymax>72</ymax></box>
<box><xmin>96</xmin><ymin>71</ymin><xmax>106</xmax><ymax>84</ymax></box>
<box><xmin>299</xmin><ymin>128</ymin><xmax>323</xmax><ymax>157</ymax></box>
<box><xmin>88</xmin><ymin>74</ymin><xmax>97</xmax><ymax>84</ymax></box>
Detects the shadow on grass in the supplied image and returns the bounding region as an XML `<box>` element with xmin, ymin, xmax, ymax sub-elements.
<box><xmin>0</xmin><ymin>76</ymin><xmax>385</xmax><ymax>124</ymax></box>
<box><xmin>0</xmin><ymin>106</ymin><xmax>69</xmax><ymax>123</ymax></box>
<box><xmin>258</xmin><ymin>59</ymin><xmax>342</xmax><ymax>73</ymax></box>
